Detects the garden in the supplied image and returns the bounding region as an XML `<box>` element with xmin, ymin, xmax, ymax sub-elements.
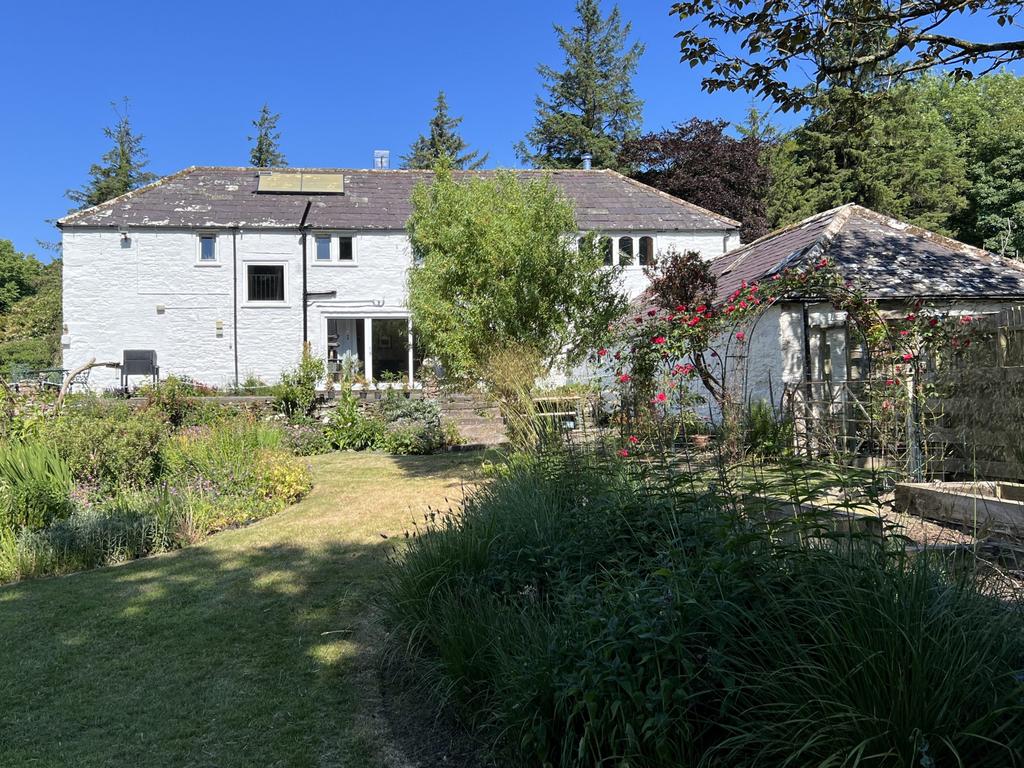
<box><xmin>0</xmin><ymin>352</ymin><xmax>463</xmax><ymax>584</ymax></box>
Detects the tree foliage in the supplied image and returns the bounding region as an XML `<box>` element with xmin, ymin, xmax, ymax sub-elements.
<box><xmin>402</xmin><ymin>91</ymin><xmax>488</xmax><ymax>170</ymax></box>
<box><xmin>765</xmin><ymin>86</ymin><xmax>968</xmax><ymax>234</ymax></box>
<box><xmin>671</xmin><ymin>0</ymin><xmax>1024</xmax><ymax>112</ymax></box>
<box><xmin>248</xmin><ymin>104</ymin><xmax>287</xmax><ymax>168</ymax></box>
<box><xmin>621</xmin><ymin>117</ymin><xmax>772</xmax><ymax>241</ymax></box>
<box><xmin>406</xmin><ymin>164</ymin><xmax>625</xmax><ymax>382</ymax></box>
<box><xmin>516</xmin><ymin>0</ymin><xmax>644</xmax><ymax>170</ymax></box>
<box><xmin>0</xmin><ymin>241</ymin><xmax>61</xmax><ymax>372</ymax></box>
<box><xmin>67</xmin><ymin>100</ymin><xmax>157</xmax><ymax>209</ymax></box>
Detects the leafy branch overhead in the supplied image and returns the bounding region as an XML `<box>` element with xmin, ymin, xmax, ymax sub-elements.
<box><xmin>671</xmin><ymin>0</ymin><xmax>1024</xmax><ymax>111</ymax></box>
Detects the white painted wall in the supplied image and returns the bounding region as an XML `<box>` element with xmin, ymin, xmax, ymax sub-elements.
<box><xmin>612</xmin><ymin>230</ymin><xmax>736</xmax><ymax>299</ymax></box>
<box><xmin>64</xmin><ymin>226</ymin><xmax>728</xmax><ymax>389</ymax></box>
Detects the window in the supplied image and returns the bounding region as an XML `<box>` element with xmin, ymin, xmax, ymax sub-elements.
<box><xmin>639</xmin><ymin>236</ymin><xmax>654</xmax><ymax>266</ymax></box>
<box><xmin>339</xmin><ymin>236</ymin><xmax>354</xmax><ymax>261</ymax></box>
<box><xmin>198</xmin><ymin>234</ymin><xmax>217</xmax><ymax>262</ymax></box>
<box><xmin>246</xmin><ymin>264</ymin><xmax>286</xmax><ymax>303</ymax></box>
<box><xmin>618</xmin><ymin>236</ymin><xmax>633</xmax><ymax>266</ymax></box>
<box><xmin>315</xmin><ymin>235</ymin><xmax>332</xmax><ymax>261</ymax></box>
<box><xmin>599</xmin><ymin>236</ymin><xmax>613</xmax><ymax>266</ymax></box>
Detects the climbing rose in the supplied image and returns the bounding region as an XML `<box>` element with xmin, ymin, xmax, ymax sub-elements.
<box><xmin>628</xmin><ymin>435</ymin><xmax>639</xmax><ymax>444</ymax></box>
<box><xmin>618</xmin><ymin>373</ymin><xmax>631</xmax><ymax>383</ymax></box>
<box><xmin>735</xmin><ymin>331</ymin><xmax>746</xmax><ymax>341</ymax></box>
<box><xmin>695</xmin><ymin>304</ymin><xmax>707</xmax><ymax>314</ymax></box>
<box><xmin>901</xmin><ymin>353</ymin><xmax>913</xmax><ymax>361</ymax></box>
<box><xmin>617</xmin><ymin>449</ymin><xmax>629</xmax><ymax>458</ymax></box>
<box><xmin>960</xmin><ymin>316</ymin><xmax>972</xmax><ymax>324</ymax></box>
<box><xmin>929</xmin><ymin>318</ymin><xmax>938</xmax><ymax>327</ymax></box>
<box><xmin>653</xmin><ymin>392</ymin><xmax>667</xmax><ymax>403</ymax></box>
<box><xmin>651</xmin><ymin>335</ymin><xmax>666</xmax><ymax>345</ymax></box>
<box><xmin>597</xmin><ymin>348</ymin><xmax>607</xmax><ymax>357</ymax></box>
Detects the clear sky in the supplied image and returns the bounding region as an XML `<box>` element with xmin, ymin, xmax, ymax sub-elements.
<box><xmin>1</xmin><ymin>0</ymin><xmax>1019</xmax><ymax>259</ymax></box>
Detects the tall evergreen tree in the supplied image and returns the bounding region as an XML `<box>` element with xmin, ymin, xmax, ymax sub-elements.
<box><xmin>516</xmin><ymin>0</ymin><xmax>644</xmax><ymax>170</ymax></box>
<box><xmin>248</xmin><ymin>104</ymin><xmax>287</xmax><ymax>168</ymax></box>
<box><xmin>67</xmin><ymin>99</ymin><xmax>157</xmax><ymax>209</ymax></box>
<box><xmin>402</xmin><ymin>91</ymin><xmax>488</xmax><ymax>170</ymax></box>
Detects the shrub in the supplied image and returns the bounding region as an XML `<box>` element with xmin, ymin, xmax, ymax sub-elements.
<box><xmin>0</xmin><ymin>441</ymin><xmax>75</xmax><ymax>531</ymax></box>
<box><xmin>743</xmin><ymin>399</ymin><xmax>793</xmax><ymax>457</ymax></box>
<box><xmin>281</xmin><ymin>418</ymin><xmax>332</xmax><ymax>456</ymax></box>
<box><xmin>42</xmin><ymin>398</ymin><xmax>168</xmax><ymax>491</ymax></box>
<box><xmin>384</xmin><ymin>451</ymin><xmax>1024</xmax><ymax>767</ymax></box>
<box><xmin>324</xmin><ymin>392</ymin><xmax>386</xmax><ymax>451</ymax></box>
<box><xmin>274</xmin><ymin>348</ymin><xmax>324</xmax><ymax>419</ymax></box>
<box><xmin>324</xmin><ymin>391</ymin><xmax>458</xmax><ymax>454</ymax></box>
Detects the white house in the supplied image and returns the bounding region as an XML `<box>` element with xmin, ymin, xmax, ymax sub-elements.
<box><xmin>58</xmin><ymin>166</ymin><xmax>740</xmax><ymax>389</ymax></box>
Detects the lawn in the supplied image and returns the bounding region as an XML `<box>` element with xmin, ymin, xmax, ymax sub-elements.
<box><xmin>0</xmin><ymin>451</ymin><xmax>486</xmax><ymax>768</ymax></box>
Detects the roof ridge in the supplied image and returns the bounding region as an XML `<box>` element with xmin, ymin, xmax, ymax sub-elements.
<box><xmin>602</xmin><ymin>169</ymin><xmax>741</xmax><ymax>229</ymax></box>
<box><xmin>58</xmin><ymin>166</ymin><xmax>201</xmax><ymax>227</ymax></box>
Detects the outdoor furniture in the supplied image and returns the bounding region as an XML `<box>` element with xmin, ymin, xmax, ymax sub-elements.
<box><xmin>121</xmin><ymin>350</ymin><xmax>159</xmax><ymax>391</ymax></box>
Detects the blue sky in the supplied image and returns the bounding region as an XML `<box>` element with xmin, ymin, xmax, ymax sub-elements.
<box><xmin>2</xmin><ymin>0</ymin><xmax>1020</xmax><ymax>258</ymax></box>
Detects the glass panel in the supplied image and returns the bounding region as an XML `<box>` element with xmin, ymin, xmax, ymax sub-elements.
<box><xmin>599</xmin><ymin>236</ymin><xmax>613</xmax><ymax>266</ymax></box>
<box><xmin>639</xmin><ymin>236</ymin><xmax>654</xmax><ymax>266</ymax></box>
<box><xmin>247</xmin><ymin>265</ymin><xmax>285</xmax><ymax>302</ymax></box>
<box><xmin>339</xmin><ymin>236</ymin><xmax>354</xmax><ymax>261</ymax></box>
<box><xmin>618</xmin><ymin>236</ymin><xmax>634</xmax><ymax>266</ymax></box>
<box><xmin>315</xmin><ymin>236</ymin><xmax>332</xmax><ymax>261</ymax></box>
<box><xmin>200</xmin><ymin>235</ymin><xmax>216</xmax><ymax>261</ymax></box>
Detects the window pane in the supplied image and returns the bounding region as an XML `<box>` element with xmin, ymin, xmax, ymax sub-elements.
<box><xmin>639</xmin><ymin>236</ymin><xmax>654</xmax><ymax>266</ymax></box>
<box><xmin>618</xmin><ymin>236</ymin><xmax>633</xmax><ymax>266</ymax></box>
<box><xmin>200</xmin><ymin>235</ymin><xmax>216</xmax><ymax>261</ymax></box>
<box><xmin>315</xmin><ymin>236</ymin><xmax>332</xmax><ymax>260</ymax></box>
<box><xmin>600</xmin><ymin>236</ymin><xmax>613</xmax><ymax>266</ymax></box>
<box><xmin>247</xmin><ymin>265</ymin><xmax>285</xmax><ymax>302</ymax></box>
<box><xmin>339</xmin><ymin>236</ymin><xmax>353</xmax><ymax>261</ymax></box>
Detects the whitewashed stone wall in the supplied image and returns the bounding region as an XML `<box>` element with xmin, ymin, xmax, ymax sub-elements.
<box><xmin>613</xmin><ymin>230</ymin><xmax>737</xmax><ymax>299</ymax></box>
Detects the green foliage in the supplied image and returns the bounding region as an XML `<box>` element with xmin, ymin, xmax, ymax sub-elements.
<box><xmin>274</xmin><ymin>349</ymin><xmax>324</xmax><ymax>419</ymax></box>
<box><xmin>407</xmin><ymin>164</ymin><xmax>625</xmax><ymax>382</ymax></box>
<box><xmin>248</xmin><ymin>103</ymin><xmax>287</xmax><ymax>168</ymax></box>
<box><xmin>766</xmin><ymin>86</ymin><xmax>968</xmax><ymax>233</ymax></box>
<box><xmin>743</xmin><ymin>400</ymin><xmax>793</xmax><ymax>457</ymax></box>
<box><xmin>402</xmin><ymin>91</ymin><xmax>487</xmax><ymax>170</ymax></box>
<box><xmin>324</xmin><ymin>392</ymin><xmax>386</xmax><ymax>451</ymax></box>
<box><xmin>385</xmin><ymin>451</ymin><xmax>1024</xmax><ymax>766</ymax></box>
<box><xmin>67</xmin><ymin>99</ymin><xmax>157</xmax><ymax>209</ymax></box>
<box><xmin>324</xmin><ymin>391</ymin><xmax>456</xmax><ymax>455</ymax></box>
<box><xmin>0</xmin><ymin>244</ymin><xmax>61</xmax><ymax>373</ymax></box>
<box><xmin>0</xmin><ymin>442</ymin><xmax>74</xmax><ymax>531</ymax></box>
<box><xmin>42</xmin><ymin>398</ymin><xmax>168</xmax><ymax>491</ymax></box>
<box><xmin>516</xmin><ymin>0</ymin><xmax>644</xmax><ymax>170</ymax></box>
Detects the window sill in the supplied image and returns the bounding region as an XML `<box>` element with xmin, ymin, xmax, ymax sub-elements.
<box><xmin>241</xmin><ymin>302</ymin><xmax>292</xmax><ymax>308</ymax></box>
<box><xmin>311</xmin><ymin>261</ymin><xmax>359</xmax><ymax>267</ymax></box>
<box><xmin>195</xmin><ymin>262</ymin><xmax>222</xmax><ymax>268</ymax></box>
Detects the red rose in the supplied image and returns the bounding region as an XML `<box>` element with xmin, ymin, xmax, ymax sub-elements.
<box><xmin>597</xmin><ymin>348</ymin><xmax>607</xmax><ymax>357</ymax></box>
<box><xmin>619</xmin><ymin>373</ymin><xmax>631</xmax><ymax>383</ymax></box>
<box><xmin>628</xmin><ymin>435</ymin><xmax>639</xmax><ymax>444</ymax></box>
<box><xmin>651</xmin><ymin>335</ymin><xmax>666</xmax><ymax>345</ymax></box>
<box><xmin>735</xmin><ymin>331</ymin><xmax>746</xmax><ymax>341</ymax></box>
<box><xmin>617</xmin><ymin>449</ymin><xmax>629</xmax><ymax>458</ymax></box>
<box><xmin>652</xmin><ymin>392</ymin><xmax>667</xmax><ymax>403</ymax></box>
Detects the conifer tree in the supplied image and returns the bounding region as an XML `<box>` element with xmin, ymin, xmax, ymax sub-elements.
<box><xmin>516</xmin><ymin>0</ymin><xmax>644</xmax><ymax>170</ymax></box>
<box><xmin>401</xmin><ymin>91</ymin><xmax>487</xmax><ymax>170</ymax></box>
<box><xmin>248</xmin><ymin>104</ymin><xmax>287</xmax><ymax>168</ymax></box>
<box><xmin>67</xmin><ymin>99</ymin><xmax>157</xmax><ymax>209</ymax></box>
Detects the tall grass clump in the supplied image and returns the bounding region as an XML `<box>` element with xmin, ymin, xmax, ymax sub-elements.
<box><xmin>0</xmin><ymin>441</ymin><xmax>74</xmax><ymax>530</ymax></box>
<box><xmin>383</xmin><ymin>450</ymin><xmax>1024</xmax><ymax>767</ymax></box>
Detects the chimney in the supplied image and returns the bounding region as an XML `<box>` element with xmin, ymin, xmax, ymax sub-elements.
<box><xmin>373</xmin><ymin>149</ymin><xmax>390</xmax><ymax>170</ymax></box>
<box><xmin>581</xmin><ymin>152</ymin><xmax>593</xmax><ymax>170</ymax></box>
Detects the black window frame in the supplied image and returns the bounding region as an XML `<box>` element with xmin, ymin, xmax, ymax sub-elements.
<box><xmin>245</xmin><ymin>263</ymin><xmax>286</xmax><ymax>304</ymax></box>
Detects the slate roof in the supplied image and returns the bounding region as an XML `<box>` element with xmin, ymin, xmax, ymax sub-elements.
<box><xmin>58</xmin><ymin>166</ymin><xmax>740</xmax><ymax>233</ymax></box>
<box><xmin>710</xmin><ymin>204</ymin><xmax>1024</xmax><ymax>302</ymax></box>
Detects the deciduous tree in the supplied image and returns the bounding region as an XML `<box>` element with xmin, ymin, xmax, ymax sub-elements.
<box><xmin>407</xmin><ymin>163</ymin><xmax>625</xmax><ymax>382</ymax></box>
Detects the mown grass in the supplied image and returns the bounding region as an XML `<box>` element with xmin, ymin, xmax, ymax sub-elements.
<box><xmin>0</xmin><ymin>451</ymin><xmax>485</xmax><ymax>768</ymax></box>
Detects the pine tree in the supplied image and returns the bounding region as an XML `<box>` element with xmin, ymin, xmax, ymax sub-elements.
<box><xmin>248</xmin><ymin>104</ymin><xmax>287</xmax><ymax>168</ymax></box>
<box><xmin>516</xmin><ymin>0</ymin><xmax>644</xmax><ymax>170</ymax></box>
<box><xmin>402</xmin><ymin>91</ymin><xmax>488</xmax><ymax>170</ymax></box>
<box><xmin>67</xmin><ymin>99</ymin><xmax>157</xmax><ymax>209</ymax></box>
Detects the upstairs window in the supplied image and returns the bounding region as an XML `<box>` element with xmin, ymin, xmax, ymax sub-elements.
<box><xmin>339</xmin><ymin>236</ymin><xmax>354</xmax><ymax>261</ymax></box>
<box><xmin>599</xmin><ymin>236</ymin><xmax>613</xmax><ymax>266</ymax></box>
<box><xmin>246</xmin><ymin>264</ymin><xmax>286</xmax><ymax>303</ymax></box>
<box><xmin>315</xmin><ymin>235</ymin><xmax>332</xmax><ymax>261</ymax></box>
<box><xmin>618</xmin><ymin>237</ymin><xmax>634</xmax><ymax>266</ymax></box>
<box><xmin>198</xmin><ymin>234</ymin><xmax>217</xmax><ymax>262</ymax></box>
<box><xmin>639</xmin><ymin>236</ymin><xmax>654</xmax><ymax>266</ymax></box>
